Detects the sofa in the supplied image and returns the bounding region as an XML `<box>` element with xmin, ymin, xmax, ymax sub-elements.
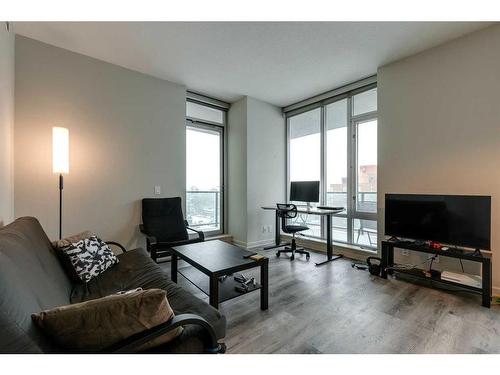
<box><xmin>0</xmin><ymin>217</ymin><xmax>226</xmax><ymax>353</ymax></box>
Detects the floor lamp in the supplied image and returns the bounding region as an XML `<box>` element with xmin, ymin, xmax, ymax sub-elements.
<box><xmin>52</xmin><ymin>127</ymin><xmax>69</xmax><ymax>240</ymax></box>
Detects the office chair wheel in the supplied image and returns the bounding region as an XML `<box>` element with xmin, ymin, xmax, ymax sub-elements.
<box><xmin>290</xmin><ymin>255</ymin><xmax>295</xmax><ymax>261</ymax></box>
<box><xmin>276</xmin><ymin>252</ymin><xmax>280</xmax><ymax>257</ymax></box>
<box><xmin>306</xmin><ymin>254</ymin><xmax>310</xmax><ymax>260</ymax></box>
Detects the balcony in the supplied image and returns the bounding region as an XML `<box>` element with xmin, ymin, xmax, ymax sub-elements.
<box><xmin>186</xmin><ymin>190</ymin><xmax>221</xmax><ymax>232</ymax></box>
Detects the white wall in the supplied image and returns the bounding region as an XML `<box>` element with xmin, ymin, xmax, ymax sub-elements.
<box><xmin>246</xmin><ymin>97</ymin><xmax>285</xmax><ymax>247</ymax></box>
<box><xmin>15</xmin><ymin>36</ymin><xmax>187</xmax><ymax>248</ymax></box>
<box><xmin>0</xmin><ymin>23</ymin><xmax>15</xmax><ymax>227</ymax></box>
<box><xmin>228</xmin><ymin>96</ymin><xmax>285</xmax><ymax>248</ymax></box>
<box><xmin>378</xmin><ymin>25</ymin><xmax>500</xmax><ymax>291</ymax></box>
<box><xmin>227</xmin><ymin>97</ymin><xmax>248</xmax><ymax>245</ymax></box>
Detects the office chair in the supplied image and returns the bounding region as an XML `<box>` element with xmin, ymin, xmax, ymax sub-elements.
<box><xmin>276</xmin><ymin>203</ymin><xmax>311</xmax><ymax>261</ymax></box>
<box><xmin>140</xmin><ymin>197</ymin><xmax>205</xmax><ymax>263</ymax></box>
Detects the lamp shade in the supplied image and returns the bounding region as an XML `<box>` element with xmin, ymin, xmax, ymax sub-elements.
<box><xmin>52</xmin><ymin>127</ymin><xmax>69</xmax><ymax>174</ymax></box>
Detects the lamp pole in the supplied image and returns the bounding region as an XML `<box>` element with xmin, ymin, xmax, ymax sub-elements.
<box><xmin>59</xmin><ymin>173</ymin><xmax>63</xmax><ymax>240</ymax></box>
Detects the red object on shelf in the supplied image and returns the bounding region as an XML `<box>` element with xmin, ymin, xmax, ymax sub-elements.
<box><xmin>429</xmin><ymin>241</ymin><xmax>442</xmax><ymax>250</ymax></box>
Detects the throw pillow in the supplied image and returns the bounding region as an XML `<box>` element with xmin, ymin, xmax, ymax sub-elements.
<box><xmin>32</xmin><ymin>288</ymin><xmax>182</xmax><ymax>352</ymax></box>
<box><xmin>61</xmin><ymin>235</ymin><xmax>119</xmax><ymax>283</ymax></box>
<box><xmin>52</xmin><ymin>231</ymin><xmax>94</xmax><ymax>282</ymax></box>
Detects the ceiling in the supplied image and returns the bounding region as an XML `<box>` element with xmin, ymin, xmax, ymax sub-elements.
<box><xmin>14</xmin><ymin>22</ymin><xmax>492</xmax><ymax>107</ymax></box>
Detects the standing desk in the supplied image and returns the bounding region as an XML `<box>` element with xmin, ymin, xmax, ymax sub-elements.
<box><xmin>261</xmin><ymin>206</ymin><xmax>345</xmax><ymax>266</ymax></box>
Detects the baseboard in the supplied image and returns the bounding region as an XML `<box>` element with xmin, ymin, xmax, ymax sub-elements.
<box><xmin>282</xmin><ymin>234</ymin><xmax>376</xmax><ymax>262</ymax></box>
<box><xmin>493</xmin><ymin>286</ymin><xmax>500</xmax><ymax>296</ymax></box>
<box><xmin>246</xmin><ymin>238</ymin><xmax>274</xmax><ymax>249</ymax></box>
<box><xmin>232</xmin><ymin>239</ymin><xmax>247</xmax><ymax>248</ymax></box>
<box><xmin>231</xmin><ymin>238</ymin><xmax>274</xmax><ymax>249</ymax></box>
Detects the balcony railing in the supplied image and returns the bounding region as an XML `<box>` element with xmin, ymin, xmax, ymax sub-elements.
<box><xmin>186</xmin><ymin>190</ymin><xmax>221</xmax><ymax>231</ymax></box>
<box><xmin>295</xmin><ymin>191</ymin><xmax>378</xmax><ymax>249</ymax></box>
<box><xmin>185</xmin><ymin>190</ymin><xmax>377</xmax><ymax>244</ymax></box>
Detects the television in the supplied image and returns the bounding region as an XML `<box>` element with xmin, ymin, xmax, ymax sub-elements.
<box><xmin>385</xmin><ymin>194</ymin><xmax>491</xmax><ymax>250</ymax></box>
<box><xmin>290</xmin><ymin>181</ymin><xmax>320</xmax><ymax>203</ymax></box>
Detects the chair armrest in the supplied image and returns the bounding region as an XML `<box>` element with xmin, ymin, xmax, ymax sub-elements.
<box><xmin>184</xmin><ymin>220</ymin><xmax>205</xmax><ymax>241</ymax></box>
<box><xmin>139</xmin><ymin>224</ymin><xmax>158</xmax><ymax>248</ymax></box>
<box><xmin>187</xmin><ymin>227</ymin><xmax>205</xmax><ymax>241</ymax></box>
<box><xmin>103</xmin><ymin>313</ymin><xmax>224</xmax><ymax>354</ymax></box>
<box><xmin>105</xmin><ymin>241</ymin><xmax>127</xmax><ymax>253</ymax></box>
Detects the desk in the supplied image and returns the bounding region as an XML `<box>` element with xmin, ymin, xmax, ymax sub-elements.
<box><xmin>261</xmin><ymin>206</ymin><xmax>344</xmax><ymax>266</ymax></box>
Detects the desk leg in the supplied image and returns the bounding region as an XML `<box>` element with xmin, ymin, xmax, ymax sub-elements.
<box><xmin>388</xmin><ymin>244</ymin><xmax>394</xmax><ymax>276</ymax></box>
<box><xmin>260</xmin><ymin>258</ymin><xmax>269</xmax><ymax>310</ymax></box>
<box><xmin>482</xmin><ymin>258</ymin><xmax>491</xmax><ymax>308</ymax></box>
<box><xmin>171</xmin><ymin>253</ymin><xmax>178</xmax><ymax>283</ymax></box>
<box><xmin>209</xmin><ymin>275</ymin><xmax>219</xmax><ymax>309</ymax></box>
<box><xmin>381</xmin><ymin>243</ymin><xmax>389</xmax><ymax>279</ymax></box>
<box><xmin>264</xmin><ymin>210</ymin><xmax>290</xmax><ymax>250</ymax></box>
<box><xmin>315</xmin><ymin>214</ymin><xmax>343</xmax><ymax>266</ymax></box>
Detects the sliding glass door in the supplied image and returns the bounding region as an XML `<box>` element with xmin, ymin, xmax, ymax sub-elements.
<box><xmin>287</xmin><ymin>85</ymin><xmax>378</xmax><ymax>250</ymax></box>
<box><xmin>186</xmin><ymin>100</ymin><xmax>225</xmax><ymax>235</ymax></box>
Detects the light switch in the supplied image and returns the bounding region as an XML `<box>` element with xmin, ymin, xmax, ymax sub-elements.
<box><xmin>154</xmin><ymin>185</ymin><xmax>161</xmax><ymax>195</ymax></box>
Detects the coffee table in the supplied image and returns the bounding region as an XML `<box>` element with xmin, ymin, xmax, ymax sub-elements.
<box><xmin>170</xmin><ymin>240</ymin><xmax>269</xmax><ymax>310</ymax></box>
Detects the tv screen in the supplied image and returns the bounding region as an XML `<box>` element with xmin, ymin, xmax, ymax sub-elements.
<box><xmin>290</xmin><ymin>181</ymin><xmax>320</xmax><ymax>203</ymax></box>
<box><xmin>385</xmin><ymin>194</ymin><xmax>491</xmax><ymax>250</ymax></box>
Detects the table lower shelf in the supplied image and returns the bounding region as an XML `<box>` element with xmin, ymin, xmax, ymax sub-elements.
<box><xmin>391</xmin><ymin>268</ymin><xmax>483</xmax><ymax>293</ymax></box>
<box><xmin>178</xmin><ymin>265</ymin><xmax>262</xmax><ymax>304</ymax></box>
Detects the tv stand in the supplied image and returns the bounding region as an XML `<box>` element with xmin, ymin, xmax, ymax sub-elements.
<box><xmin>381</xmin><ymin>240</ymin><xmax>492</xmax><ymax>308</ymax></box>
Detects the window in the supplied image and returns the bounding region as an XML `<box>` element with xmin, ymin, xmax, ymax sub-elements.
<box><xmin>186</xmin><ymin>101</ymin><xmax>224</xmax><ymax>124</ymax></box>
<box><xmin>186</xmin><ymin>100</ymin><xmax>225</xmax><ymax>235</ymax></box>
<box><xmin>286</xmin><ymin>85</ymin><xmax>378</xmax><ymax>250</ymax></box>
<box><xmin>288</xmin><ymin>108</ymin><xmax>321</xmax><ymax>237</ymax></box>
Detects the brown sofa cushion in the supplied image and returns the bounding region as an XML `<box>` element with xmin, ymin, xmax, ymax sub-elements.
<box><xmin>31</xmin><ymin>288</ymin><xmax>182</xmax><ymax>352</ymax></box>
<box><xmin>53</xmin><ymin>231</ymin><xmax>94</xmax><ymax>249</ymax></box>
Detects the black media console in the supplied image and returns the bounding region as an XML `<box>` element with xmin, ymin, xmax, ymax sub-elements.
<box><xmin>381</xmin><ymin>240</ymin><xmax>492</xmax><ymax>308</ymax></box>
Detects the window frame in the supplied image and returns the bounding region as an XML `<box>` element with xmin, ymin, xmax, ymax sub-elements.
<box><xmin>186</xmin><ymin>98</ymin><xmax>227</xmax><ymax>236</ymax></box>
<box><xmin>286</xmin><ymin>83</ymin><xmax>377</xmax><ymax>250</ymax></box>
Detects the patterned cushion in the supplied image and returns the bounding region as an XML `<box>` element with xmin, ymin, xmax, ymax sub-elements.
<box><xmin>61</xmin><ymin>236</ymin><xmax>119</xmax><ymax>283</ymax></box>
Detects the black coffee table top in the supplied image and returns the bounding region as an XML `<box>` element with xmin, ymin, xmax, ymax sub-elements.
<box><xmin>171</xmin><ymin>240</ymin><xmax>259</xmax><ymax>276</ymax></box>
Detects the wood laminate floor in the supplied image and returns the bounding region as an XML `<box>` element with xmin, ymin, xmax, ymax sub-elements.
<box><xmin>162</xmin><ymin>248</ymin><xmax>500</xmax><ymax>354</ymax></box>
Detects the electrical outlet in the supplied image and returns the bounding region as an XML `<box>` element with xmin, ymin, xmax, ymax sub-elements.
<box><xmin>267</xmin><ymin>225</ymin><xmax>272</xmax><ymax>233</ymax></box>
<box><xmin>262</xmin><ymin>226</ymin><xmax>266</xmax><ymax>233</ymax></box>
<box><xmin>401</xmin><ymin>249</ymin><xmax>409</xmax><ymax>256</ymax></box>
<box><xmin>154</xmin><ymin>185</ymin><xmax>161</xmax><ymax>195</ymax></box>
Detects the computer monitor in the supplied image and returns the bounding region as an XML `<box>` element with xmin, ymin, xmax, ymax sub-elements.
<box><xmin>290</xmin><ymin>181</ymin><xmax>320</xmax><ymax>204</ymax></box>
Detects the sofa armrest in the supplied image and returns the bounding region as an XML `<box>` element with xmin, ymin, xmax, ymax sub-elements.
<box><xmin>103</xmin><ymin>313</ymin><xmax>225</xmax><ymax>354</ymax></box>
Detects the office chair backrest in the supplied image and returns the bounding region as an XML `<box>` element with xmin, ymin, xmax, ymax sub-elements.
<box><xmin>142</xmin><ymin>197</ymin><xmax>189</xmax><ymax>242</ymax></box>
<box><xmin>276</xmin><ymin>203</ymin><xmax>298</xmax><ymax>219</ymax></box>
